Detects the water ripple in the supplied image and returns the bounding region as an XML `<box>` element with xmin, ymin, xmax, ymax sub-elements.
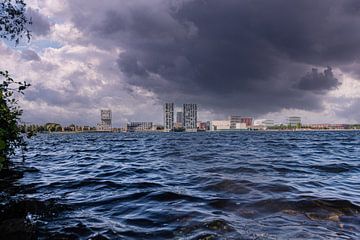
<box><xmin>2</xmin><ymin>131</ymin><xmax>359</xmax><ymax>239</ymax></box>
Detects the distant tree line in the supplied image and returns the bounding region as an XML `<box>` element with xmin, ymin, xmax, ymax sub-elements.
<box><xmin>20</xmin><ymin>123</ymin><xmax>97</xmax><ymax>134</ymax></box>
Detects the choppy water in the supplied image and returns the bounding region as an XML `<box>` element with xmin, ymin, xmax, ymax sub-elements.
<box><xmin>3</xmin><ymin>131</ymin><xmax>360</xmax><ymax>239</ymax></box>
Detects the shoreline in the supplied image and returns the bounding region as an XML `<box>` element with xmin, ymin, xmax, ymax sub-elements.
<box><xmin>31</xmin><ymin>128</ymin><xmax>360</xmax><ymax>134</ymax></box>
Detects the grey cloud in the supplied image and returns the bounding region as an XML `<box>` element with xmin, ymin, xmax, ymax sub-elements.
<box><xmin>21</xmin><ymin>49</ymin><xmax>41</xmax><ymax>61</ymax></box>
<box><xmin>25</xmin><ymin>84</ymin><xmax>91</xmax><ymax>106</ymax></box>
<box><xmin>27</xmin><ymin>8</ymin><xmax>51</xmax><ymax>36</ymax></box>
<box><xmin>65</xmin><ymin>0</ymin><xmax>360</xmax><ymax>116</ymax></box>
<box><xmin>296</xmin><ymin>67</ymin><xmax>340</xmax><ymax>92</ymax></box>
<box><xmin>331</xmin><ymin>97</ymin><xmax>360</xmax><ymax>124</ymax></box>
<box><xmin>30</xmin><ymin>61</ymin><xmax>58</xmax><ymax>72</ymax></box>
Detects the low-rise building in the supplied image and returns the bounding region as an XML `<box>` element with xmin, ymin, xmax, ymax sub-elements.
<box><xmin>303</xmin><ymin>124</ymin><xmax>349</xmax><ymax>130</ymax></box>
<box><xmin>254</xmin><ymin>119</ymin><xmax>274</xmax><ymax>129</ymax></box>
<box><xmin>240</xmin><ymin>117</ymin><xmax>253</xmax><ymax>127</ymax></box>
<box><xmin>197</xmin><ymin>121</ymin><xmax>209</xmax><ymax>131</ymax></box>
<box><xmin>287</xmin><ymin>116</ymin><xmax>301</xmax><ymax>127</ymax></box>
<box><xmin>126</xmin><ymin>122</ymin><xmax>153</xmax><ymax>132</ymax></box>
<box><xmin>210</xmin><ymin>120</ymin><xmax>231</xmax><ymax>131</ymax></box>
<box><xmin>229</xmin><ymin>116</ymin><xmax>242</xmax><ymax>129</ymax></box>
<box><xmin>235</xmin><ymin>122</ymin><xmax>247</xmax><ymax>130</ymax></box>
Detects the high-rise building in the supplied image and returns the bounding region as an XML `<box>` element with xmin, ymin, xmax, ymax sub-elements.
<box><xmin>183</xmin><ymin>104</ymin><xmax>197</xmax><ymax>132</ymax></box>
<box><xmin>163</xmin><ymin>103</ymin><xmax>174</xmax><ymax>132</ymax></box>
<box><xmin>175</xmin><ymin>111</ymin><xmax>183</xmax><ymax>128</ymax></box>
<box><xmin>97</xmin><ymin>109</ymin><xmax>112</xmax><ymax>131</ymax></box>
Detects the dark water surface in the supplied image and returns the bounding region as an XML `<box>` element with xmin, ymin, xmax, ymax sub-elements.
<box><xmin>5</xmin><ymin>131</ymin><xmax>360</xmax><ymax>239</ymax></box>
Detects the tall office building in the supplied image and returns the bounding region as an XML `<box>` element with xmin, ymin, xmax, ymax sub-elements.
<box><xmin>163</xmin><ymin>103</ymin><xmax>174</xmax><ymax>132</ymax></box>
<box><xmin>183</xmin><ymin>104</ymin><xmax>197</xmax><ymax>132</ymax></box>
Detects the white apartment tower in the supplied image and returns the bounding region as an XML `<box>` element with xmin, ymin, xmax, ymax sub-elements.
<box><xmin>97</xmin><ymin>109</ymin><xmax>112</xmax><ymax>131</ymax></box>
<box><xmin>183</xmin><ymin>103</ymin><xmax>197</xmax><ymax>132</ymax></box>
<box><xmin>163</xmin><ymin>103</ymin><xmax>174</xmax><ymax>132</ymax></box>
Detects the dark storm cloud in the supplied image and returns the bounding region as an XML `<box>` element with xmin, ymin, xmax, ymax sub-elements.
<box><xmin>67</xmin><ymin>0</ymin><xmax>360</xmax><ymax>116</ymax></box>
<box><xmin>27</xmin><ymin>8</ymin><xmax>51</xmax><ymax>36</ymax></box>
<box><xmin>296</xmin><ymin>67</ymin><xmax>340</xmax><ymax>92</ymax></box>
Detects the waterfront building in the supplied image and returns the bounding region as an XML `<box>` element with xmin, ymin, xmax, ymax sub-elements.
<box><xmin>235</xmin><ymin>122</ymin><xmax>247</xmax><ymax>130</ymax></box>
<box><xmin>229</xmin><ymin>116</ymin><xmax>242</xmax><ymax>129</ymax></box>
<box><xmin>97</xmin><ymin>109</ymin><xmax>112</xmax><ymax>131</ymax></box>
<box><xmin>126</xmin><ymin>122</ymin><xmax>153</xmax><ymax>132</ymax></box>
<box><xmin>152</xmin><ymin>124</ymin><xmax>165</xmax><ymax>131</ymax></box>
<box><xmin>183</xmin><ymin>104</ymin><xmax>197</xmax><ymax>132</ymax></box>
<box><xmin>229</xmin><ymin>116</ymin><xmax>253</xmax><ymax>129</ymax></box>
<box><xmin>163</xmin><ymin>103</ymin><xmax>174</xmax><ymax>132</ymax></box>
<box><xmin>303</xmin><ymin>123</ymin><xmax>349</xmax><ymax>130</ymax></box>
<box><xmin>287</xmin><ymin>116</ymin><xmax>301</xmax><ymax>127</ymax></box>
<box><xmin>254</xmin><ymin>119</ymin><xmax>274</xmax><ymax>129</ymax></box>
<box><xmin>240</xmin><ymin>117</ymin><xmax>253</xmax><ymax>127</ymax></box>
<box><xmin>197</xmin><ymin>121</ymin><xmax>208</xmax><ymax>131</ymax></box>
<box><xmin>210</xmin><ymin>120</ymin><xmax>231</xmax><ymax>131</ymax></box>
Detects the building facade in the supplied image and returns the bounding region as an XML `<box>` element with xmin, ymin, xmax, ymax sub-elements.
<box><xmin>197</xmin><ymin>121</ymin><xmax>209</xmax><ymax>131</ymax></box>
<box><xmin>210</xmin><ymin>120</ymin><xmax>231</xmax><ymax>131</ymax></box>
<box><xmin>163</xmin><ymin>103</ymin><xmax>174</xmax><ymax>132</ymax></box>
<box><xmin>229</xmin><ymin>116</ymin><xmax>253</xmax><ymax>128</ymax></box>
<box><xmin>183</xmin><ymin>104</ymin><xmax>197</xmax><ymax>132</ymax></box>
<box><xmin>240</xmin><ymin>117</ymin><xmax>253</xmax><ymax>127</ymax></box>
<box><xmin>229</xmin><ymin>116</ymin><xmax>242</xmax><ymax>129</ymax></box>
<box><xmin>287</xmin><ymin>116</ymin><xmax>301</xmax><ymax>127</ymax></box>
<box><xmin>97</xmin><ymin>109</ymin><xmax>112</xmax><ymax>131</ymax></box>
<box><xmin>235</xmin><ymin>122</ymin><xmax>247</xmax><ymax>129</ymax></box>
<box><xmin>126</xmin><ymin>122</ymin><xmax>153</xmax><ymax>132</ymax></box>
<box><xmin>254</xmin><ymin>119</ymin><xmax>274</xmax><ymax>129</ymax></box>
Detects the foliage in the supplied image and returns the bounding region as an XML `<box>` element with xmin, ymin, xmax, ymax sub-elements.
<box><xmin>0</xmin><ymin>0</ymin><xmax>31</xmax><ymax>45</ymax></box>
<box><xmin>0</xmin><ymin>71</ymin><xmax>30</xmax><ymax>169</ymax></box>
<box><xmin>0</xmin><ymin>0</ymin><xmax>31</xmax><ymax>171</ymax></box>
<box><xmin>44</xmin><ymin>123</ymin><xmax>62</xmax><ymax>132</ymax></box>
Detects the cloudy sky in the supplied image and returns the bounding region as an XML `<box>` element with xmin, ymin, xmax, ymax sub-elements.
<box><xmin>2</xmin><ymin>0</ymin><xmax>360</xmax><ymax>127</ymax></box>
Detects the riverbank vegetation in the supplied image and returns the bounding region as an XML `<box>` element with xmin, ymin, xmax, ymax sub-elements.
<box><xmin>0</xmin><ymin>0</ymin><xmax>31</xmax><ymax>171</ymax></box>
<box><xmin>0</xmin><ymin>71</ymin><xmax>30</xmax><ymax>170</ymax></box>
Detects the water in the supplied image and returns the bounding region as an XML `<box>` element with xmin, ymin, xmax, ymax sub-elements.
<box><xmin>3</xmin><ymin>131</ymin><xmax>360</xmax><ymax>239</ymax></box>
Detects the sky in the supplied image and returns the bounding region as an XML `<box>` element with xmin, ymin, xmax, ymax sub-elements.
<box><xmin>2</xmin><ymin>0</ymin><xmax>360</xmax><ymax>127</ymax></box>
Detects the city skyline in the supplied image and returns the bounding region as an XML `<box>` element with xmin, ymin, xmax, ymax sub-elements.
<box><xmin>23</xmin><ymin>105</ymin><xmax>360</xmax><ymax>131</ymax></box>
<box><xmin>18</xmin><ymin>103</ymin><xmax>360</xmax><ymax>129</ymax></box>
<box><xmin>21</xmin><ymin>106</ymin><xmax>360</xmax><ymax>133</ymax></box>
<box><xmin>2</xmin><ymin>1</ymin><xmax>360</xmax><ymax>126</ymax></box>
